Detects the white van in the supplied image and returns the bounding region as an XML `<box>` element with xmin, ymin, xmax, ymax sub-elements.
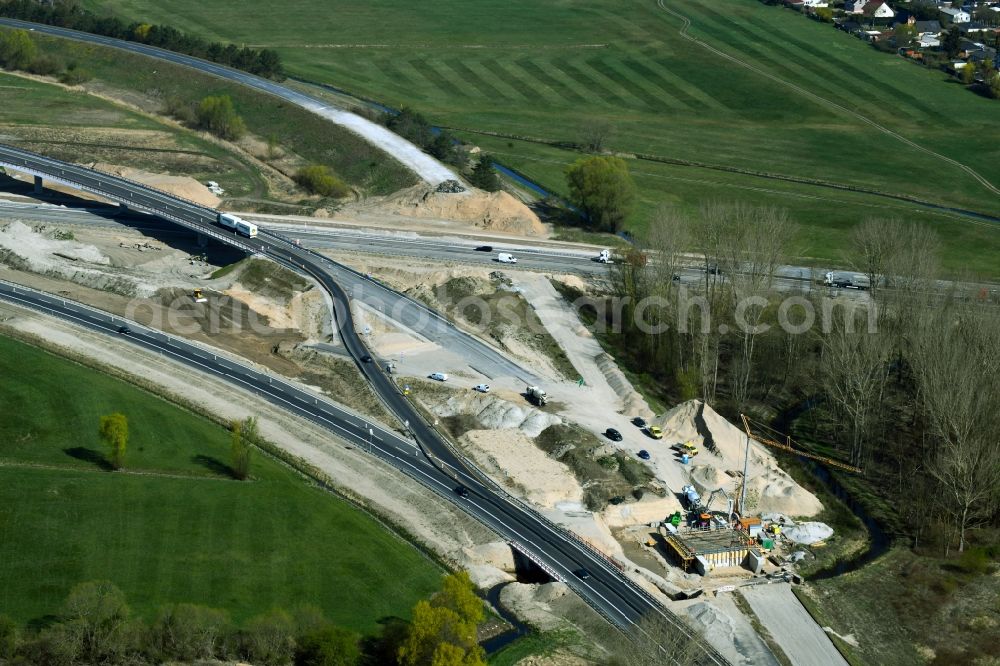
<box><xmin>429</xmin><ymin>372</ymin><xmax>448</xmax><ymax>381</ymax></box>
<box><xmin>497</xmin><ymin>252</ymin><xmax>517</xmax><ymax>264</ymax></box>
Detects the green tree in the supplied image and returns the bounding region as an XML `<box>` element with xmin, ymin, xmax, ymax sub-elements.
<box><xmin>0</xmin><ymin>29</ymin><xmax>36</xmax><ymax>70</ymax></box>
<box><xmin>99</xmin><ymin>412</ymin><xmax>128</xmax><ymax>470</ymax></box>
<box><xmin>988</xmin><ymin>71</ymin><xmax>1000</xmax><ymax>99</ymax></box>
<box><xmin>398</xmin><ymin>573</ymin><xmax>485</xmax><ymax>666</ymax></box>
<box><xmin>196</xmin><ymin>95</ymin><xmax>246</xmax><ymax>140</ymax></box>
<box><xmin>943</xmin><ymin>27</ymin><xmax>962</xmax><ymax>58</ymax></box>
<box><xmin>813</xmin><ymin>7</ymin><xmax>834</xmax><ymax>22</ymax></box>
<box><xmin>467</xmin><ymin>154</ymin><xmax>500</xmax><ymax>192</ymax></box>
<box><xmin>565</xmin><ymin>156</ymin><xmax>636</xmax><ymax>232</ymax></box>
<box><xmin>294</xmin><ymin>625</ymin><xmax>360</xmax><ymax>666</ymax></box>
<box><xmin>960</xmin><ymin>62</ymin><xmax>976</xmax><ymax>85</ymax></box>
<box><xmin>294</xmin><ymin>165</ymin><xmax>350</xmax><ymax>198</ymax></box>
<box><xmin>893</xmin><ymin>23</ymin><xmax>916</xmax><ymax>47</ymax></box>
<box><xmin>433</xmin><ymin>571</ymin><xmax>484</xmax><ymax>626</ymax></box>
<box><xmin>230</xmin><ymin>416</ymin><xmax>256</xmax><ymax>480</ymax></box>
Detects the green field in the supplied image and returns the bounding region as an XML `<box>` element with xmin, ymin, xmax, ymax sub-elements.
<box><xmin>0</xmin><ymin>335</ymin><xmax>441</xmax><ymax>629</ymax></box>
<box><xmin>74</xmin><ymin>0</ymin><xmax>1000</xmax><ymax>272</ymax></box>
<box><xmin>0</xmin><ymin>70</ymin><xmax>271</xmax><ymax>199</ymax></box>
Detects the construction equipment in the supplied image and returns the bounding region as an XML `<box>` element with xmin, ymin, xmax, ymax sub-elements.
<box><xmin>675</xmin><ymin>440</ymin><xmax>699</xmax><ymax>456</ymax></box>
<box><xmin>667</xmin><ymin>511</ymin><xmax>682</xmax><ymax>528</ymax></box>
<box><xmin>526</xmin><ymin>386</ymin><xmax>548</xmax><ymax>407</ymax></box>
<box><xmin>740</xmin><ymin>414</ymin><xmax>861</xmax><ymax>474</ymax></box>
<box><xmin>704</xmin><ymin>488</ymin><xmax>734</xmax><ymax>520</ymax></box>
<box><xmin>192</xmin><ymin>288</ymin><xmax>207</xmax><ymax>303</ymax></box>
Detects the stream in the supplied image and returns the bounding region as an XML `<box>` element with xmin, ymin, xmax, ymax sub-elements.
<box><xmin>775</xmin><ymin>401</ymin><xmax>894</xmax><ymax>580</ymax></box>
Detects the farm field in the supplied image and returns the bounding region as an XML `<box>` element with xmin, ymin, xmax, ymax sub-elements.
<box><xmin>0</xmin><ymin>335</ymin><xmax>441</xmax><ymax>629</ymax></box>
<box><xmin>467</xmin><ymin>134</ymin><xmax>1000</xmax><ymax>277</ymax></box>
<box><xmin>79</xmin><ymin>0</ymin><xmax>1000</xmax><ymax>224</ymax></box>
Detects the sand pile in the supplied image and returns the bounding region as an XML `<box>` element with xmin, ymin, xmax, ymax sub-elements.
<box><xmin>373</xmin><ymin>185</ymin><xmax>545</xmax><ymax>236</ymax></box>
<box><xmin>783</xmin><ymin>521</ymin><xmax>834</xmax><ymax>545</ymax></box>
<box><xmin>91</xmin><ymin>163</ymin><xmax>221</xmax><ymax>208</ymax></box>
<box><xmin>461</xmin><ymin>429</ymin><xmax>582</xmax><ymax>509</ymax></box>
<box><xmin>432</xmin><ymin>392</ymin><xmax>561</xmax><ymax>437</ymax></box>
<box><xmin>653</xmin><ymin>400</ymin><xmax>822</xmax><ymax>518</ymax></box>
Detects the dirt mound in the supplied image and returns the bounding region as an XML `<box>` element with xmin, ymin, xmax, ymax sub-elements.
<box><xmin>653</xmin><ymin>400</ymin><xmax>822</xmax><ymax>518</ymax></box>
<box><xmin>372</xmin><ymin>185</ymin><xmax>545</xmax><ymax>236</ymax></box>
<box><xmin>432</xmin><ymin>392</ymin><xmax>561</xmax><ymax>437</ymax></box>
<box><xmin>91</xmin><ymin>163</ymin><xmax>221</xmax><ymax>208</ymax></box>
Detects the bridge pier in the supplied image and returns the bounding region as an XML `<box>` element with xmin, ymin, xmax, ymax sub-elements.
<box><xmin>33</xmin><ymin>175</ymin><xmax>43</xmax><ymax>194</ymax></box>
<box><xmin>197</xmin><ymin>233</ymin><xmax>208</xmax><ymax>248</ymax></box>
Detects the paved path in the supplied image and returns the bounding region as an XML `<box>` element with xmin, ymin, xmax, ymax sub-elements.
<box><xmin>740</xmin><ymin>584</ymin><xmax>848</xmax><ymax>666</ymax></box>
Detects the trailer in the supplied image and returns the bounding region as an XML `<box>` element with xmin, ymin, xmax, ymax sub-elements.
<box><xmin>824</xmin><ymin>271</ymin><xmax>870</xmax><ymax>290</ymax></box>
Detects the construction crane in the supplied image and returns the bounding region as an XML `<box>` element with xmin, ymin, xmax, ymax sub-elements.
<box><xmin>740</xmin><ymin>414</ymin><xmax>862</xmax><ymax>474</ymax></box>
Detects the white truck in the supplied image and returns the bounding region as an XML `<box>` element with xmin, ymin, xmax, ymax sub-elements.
<box><xmin>217</xmin><ymin>212</ymin><xmax>258</xmax><ymax>238</ymax></box>
<box><xmin>597</xmin><ymin>249</ymin><xmax>612</xmax><ymax>264</ymax></box>
<box><xmin>526</xmin><ymin>385</ymin><xmax>548</xmax><ymax>406</ymax></box>
<box><xmin>824</xmin><ymin>271</ymin><xmax>870</xmax><ymax>290</ymax></box>
<box><xmin>497</xmin><ymin>252</ymin><xmax>518</xmax><ymax>264</ymax></box>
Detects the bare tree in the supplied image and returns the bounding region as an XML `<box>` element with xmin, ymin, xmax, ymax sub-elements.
<box><xmin>581</xmin><ymin>119</ymin><xmax>614</xmax><ymax>153</ymax></box>
<box><xmin>820</xmin><ymin>309</ymin><xmax>891</xmax><ymax>467</ymax></box>
<box><xmin>910</xmin><ymin>301</ymin><xmax>1000</xmax><ymax>552</ymax></box>
<box><xmin>850</xmin><ymin>217</ymin><xmax>899</xmax><ymax>300</ymax></box>
<box><xmin>698</xmin><ymin>202</ymin><xmax>789</xmax><ymax>410</ymax></box>
<box><xmin>603</xmin><ymin>612</ymin><xmax>715</xmax><ymax>666</ymax></box>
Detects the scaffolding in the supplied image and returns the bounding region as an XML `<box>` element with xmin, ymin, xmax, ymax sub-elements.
<box><xmin>663</xmin><ymin>528</ymin><xmax>754</xmax><ymax>574</ymax></box>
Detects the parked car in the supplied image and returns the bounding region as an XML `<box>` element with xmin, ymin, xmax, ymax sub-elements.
<box><xmin>475</xmin><ymin>245</ymin><xmax>493</xmax><ymax>252</ymax></box>
<box><xmin>605</xmin><ymin>428</ymin><xmax>623</xmax><ymax>442</ymax></box>
<box><xmin>632</xmin><ymin>416</ymin><xmax>647</xmax><ymax>428</ymax></box>
<box><xmin>637</xmin><ymin>449</ymin><xmax>651</xmax><ymax>460</ymax></box>
<box><xmin>429</xmin><ymin>372</ymin><xmax>448</xmax><ymax>381</ymax></box>
<box><xmin>473</xmin><ymin>384</ymin><xmax>491</xmax><ymax>393</ymax></box>
<box><xmin>647</xmin><ymin>425</ymin><xmax>663</xmax><ymax>440</ymax></box>
<box><xmin>117</xmin><ymin>325</ymin><xmax>132</xmax><ymax>335</ymax></box>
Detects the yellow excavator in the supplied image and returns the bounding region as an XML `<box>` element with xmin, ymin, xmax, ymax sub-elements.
<box><xmin>192</xmin><ymin>288</ymin><xmax>208</xmax><ymax>303</ymax></box>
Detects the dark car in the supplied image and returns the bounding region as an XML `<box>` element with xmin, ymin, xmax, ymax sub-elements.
<box><xmin>574</xmin><ymin>568</ymin><xmax>592</xmax><ymax>580</ymax></box>
<box><xmin>637</xmin><ymin>449</ymin><xmax>651</xmax><ymax>460</ymax></box>
<box><xmin>361</xmin><ymin>354</ymin><xmax>373</xmax><ymax>363</ymax></box>
<box><xmin>117</xmin><ymin>325</ymin><xmax>132</xmax><ymax>335</ymax></box>
<box><xmin>474</xmin><ymin>245</ymin><xmax>493</xmax><ymax>252</ymax></box>
<box><xmin>706</xmin><ymin>264</ymin><xmax>722</xmax><ymax>275</ymax></box>
<box><xmin>672</xmin><ymin>274</ymin><xmax>681</xmax><ymax>281</ymax></box>
<box><xmin>632</xmin><ymin>416</ymin><xmax>647</xmax><ymax>428</ymax></box>
<box><xmin>455</xmin><ymin>484</ymin><xmax>470</xmax><ymax>498</ymax></box>
<box><xmin>605</xmin><ymin>428</ymin><xmax>623</xmax><ymax>442</ymax></box>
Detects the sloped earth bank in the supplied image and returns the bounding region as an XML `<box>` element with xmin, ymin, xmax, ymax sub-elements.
<box><xmin>347</xmin><ymin>184</ymin><xmax>548</xmax><ymax>236</ymax></box>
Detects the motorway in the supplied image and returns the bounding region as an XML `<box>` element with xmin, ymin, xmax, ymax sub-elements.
<box><xmin>0</xmin><ymin>18</ymin><xmax>457</xmax><ymax>186</ymax></box>
<box><xmin>0</xmin><ymin>145</ymin><xmax>729</xmax><ymax>664</ymax></box>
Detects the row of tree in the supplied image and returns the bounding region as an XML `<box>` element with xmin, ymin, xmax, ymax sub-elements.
<box><xmin>97</xmin><ymin>412</ymin><xmax>256</xmax><ymax>480</ymax></box>
<box><xmin>0</xmin><ymin>0</ymin><xmax>284</xmax><ymax>78</ymax></box>
<box><xmin>594</xmin><ymin>205</ymin><xmax>999</xmax><ymax>553</ymax></box>
<box><xmin>0</xmin><ymin>572</ymin><xmax>488</xmax><ymax>666</ymax></box>
<box><xmin>0</xmin><ymin>27</ymin><xmax>91</xmax><ymax>83</ymax></box>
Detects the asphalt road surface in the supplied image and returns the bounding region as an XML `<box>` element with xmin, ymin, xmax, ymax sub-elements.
<box><xmin>0</xmin><ymin>18</ymin><xmax>457</xmax><ymax>186</ymax></box>
<box><xmin>0</xmin><ymin>145</ymin><xmax>729</xmax><ymax>664</ymax></box>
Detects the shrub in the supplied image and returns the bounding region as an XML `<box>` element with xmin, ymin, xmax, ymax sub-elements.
<box><xmin>59</xmin><ymin>64</ymin><xmax>93</xmax><ymax>86</ymax></box>
<box><xmin>0</xmin><ymin>29</ymin><xmax>36</xmax><ymax>70</ymax></box>
<box><xmin>196</xmin><ymin>94</ymin><xmax>245</xmax><ymax>140</ymax></box>
<box><xmin>26</xmin><ymin>54</ymin><xmax>62</xmax><ymax>76</ymax></box>
<box><xmin>294</xmin><ymin>165</ymin><xmax>351</xmax><ymax>198</ymax></box>
<box><xmin>163</xmin><ymin>95</ymin><xmax>196</xmax><ymax>125</ymax></box>
<box><xmin>565</xmin><ymin>156</ymin><xmax>636</xmax><ymax>232</ymax></box>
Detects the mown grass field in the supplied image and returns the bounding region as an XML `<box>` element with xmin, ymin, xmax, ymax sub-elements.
<box><xmin>80</xmin><ymin>0</ymin><xmax>1000</xmax><ymax>218</ymax></box>
<box><xmin>0</xmin><ymin>335</ymin><xmax>441</xmax><ymax>629</ymax></box>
